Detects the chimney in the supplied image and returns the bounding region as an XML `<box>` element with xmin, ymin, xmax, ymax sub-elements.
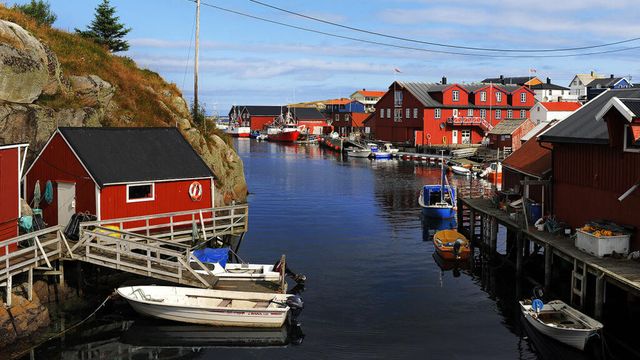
<box><xmin>610</xmin><ymin>74</ymin><xmax>614</xmax><ymax>79</ymax></box>
<box><xmin>546</xmin><ymin>77</ymin><xmax>551</xmax><ymax>84</ymax></box>
<box><xmin>499</xmin><ymin>75</ymin><xmax>504</xmax><ymax>80</ymax></box>
<box><xmin>591</xmin><ymin>70</ymin><xmax>595</xmax><ymax>77</ymax></box>
<box><xmin>441</xmin><ymin>76</ymin><xmax>447</xmax><ymax>85</ymax></box>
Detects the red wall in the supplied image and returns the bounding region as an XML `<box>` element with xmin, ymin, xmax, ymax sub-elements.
<box><xmin>0</xmin><ymin>147</ymin><xmax>19</xmax><ymax>254</ymax></box>
<box><xmin>442</xmin><ymin>85</ymin><xmax>469</xmax><ymax>105</ymax></box>
<box><xmin>100</xmin><ymin>178</ymin><xmax>213</xmax><ymax>222</ymax></box>
<box><xmin>553</xmin><ymin>143</ymin><xmax>640</xmax><ymax>249</ymax></box>
<box><xmin>25</xmin><ymin>133</ymin><xmax>96</xmax><ymax>226</ymax></box>
<box><xmin>250</xmin><ymin>116</ymin><xmax>276</xmax><ymax>131</ymax></box>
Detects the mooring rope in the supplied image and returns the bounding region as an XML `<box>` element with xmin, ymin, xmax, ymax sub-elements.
<box><xmin>13</xmin><ymin>291</ymin><xmax>116</xmax><ymax>359</ymax></box>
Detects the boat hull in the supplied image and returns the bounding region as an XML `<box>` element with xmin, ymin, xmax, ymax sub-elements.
<box><xmin>268</xmin><ymin>131</ymin><xmax>300</xmax><ymax>142</ymax></box>
<box><xmin>451</xmin><ymin>166</ymin><xmax>471</xmax><ymax>176</ymax></box>
<box><xmin>519</xmin><ymin>301</ymin><xmax>602</xmax><ymax>351</ymax></box>
<box><xmin>433</xmin><ymin>230</ymin><xmax>471</xmax><ymax>260</ymax></box>
<box><xmin>422</xmin><ymin>206</ymin><xmax>456</xmax><ymax>219</ymax></box>
<box><xmin>372</xmin><ymin>152</ymin><xmax>392</xmax><ymax>159</ymax></box>
<box><xmin>226</xmin><ymin>127</ymin><xmax>251</xmax><ymax>138</ymax></box>
<box><xmin>346</xmin><ymin>150</ymin><xmax>371</xmax><ymax>158</ymax></box>
<box><xmin>118</xmin><ymin>286</ymin><xmax>291</xmax><ymax>328</ymax></box>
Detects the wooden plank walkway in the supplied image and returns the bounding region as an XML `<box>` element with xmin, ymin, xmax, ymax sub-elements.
<box><xmin>461</xmin><ymin>197</ymin><xmax>640</xmax><ymax>294</ymax></box>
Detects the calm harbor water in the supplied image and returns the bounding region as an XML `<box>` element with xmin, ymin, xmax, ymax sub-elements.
<box><xmin>18</xmin><ymin>139</ymin><xmax>585</xmax><ymax>360</ymax></box>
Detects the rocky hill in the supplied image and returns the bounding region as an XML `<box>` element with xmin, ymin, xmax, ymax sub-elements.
<box><xmin>0</xmin><ymin>6</ymin><xmax>246</xmax><ymax>205</ymax></box>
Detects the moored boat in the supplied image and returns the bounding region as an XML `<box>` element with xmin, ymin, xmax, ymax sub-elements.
<box><xmin>368</xmin><ymin>143</ymin><xmax>391</xmax><ymax>159</ymax></box>
<box><xmin>346</xmin><ymin>148</ymin><xmax>371</xmax><ymax>158</ymax></box>
<box><xmin>451</xmin><ymin>165</ymin><xmax>471</xmax><ymax>176</ymax></box>
<box><xmin>480</xmin><ymin>162</ymin><xmax>502</xmax><ymax>183</ymax></box>
<box><xmin>226</xmin><ymin>125</ymin><xmax>251</xmax><ymax>138</ymax></box>
<box><xmin>266</xmin><ymin>112</ymin><xmax>301</xmax><ymax>143</ymax></box>
<box><xmin>117</xmin><ymin>285</ymin><xmax>303</xmax><ymax>328</ymax></box>
<box><xmin>433</xmin><ymin>229</ymin><xmax>471</xmax><ymax>260</ymax></box>
<box><xmin>520</xmin><ymin>299</ymin><xmax>603</xmax><ymax>351</ymax></box>
<box><xmin>418</xmin><ymin>156</ymin><xmax>456</xmax><ymax>219</ymax></box>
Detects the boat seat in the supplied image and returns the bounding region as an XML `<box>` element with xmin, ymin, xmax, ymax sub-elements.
<box><xmin>218</xmin><ymin>299</ymin><xmax>232</xmax><ymax>307</ymax></box>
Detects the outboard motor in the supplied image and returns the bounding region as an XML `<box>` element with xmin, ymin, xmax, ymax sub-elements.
<box><xmin>274</xmin><ymin>260</ymin><xmax>307</xmax><ymax>284</ymax></box>
<box><xmin>286</xmin><ymin>295</ymin><xmax>304</xmax><ymax>323</ymax></box>
<box><xmin>532</xmin><ymin>286</ymin><xmax>545</xmax><ymax>300</ymax></box>
<box><xmin>453</xmin><ymin>239</ymin><xmax>463</xmax><ymax>258</ymax></box>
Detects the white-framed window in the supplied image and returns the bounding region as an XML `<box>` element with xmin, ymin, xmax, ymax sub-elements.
<box><xmin>394</xmin><ymin>90</ymin><xmax>403</xmax><ymax>107</ymax></box>
<box><xmin>452</xmin><ymin>90</ymin><xmax>460</xmax><ymax>102</ymax></box>
<box><xmin>126</xmin><ymin>183</ymin><xmax>155</xmax><ymax>203</ymax></box>
<box><xmin>624</xmin><ymin>124</ymin><xmax>640</xmax><ymax>153</ymax></box>
<box><xmin>452</xmin><ymin>109</ymin><xmax>459</xmax><ymax>117</ymax></box>
<box><xmin>434</xmin><ymin>108</ymin><xmax>441</xmax><ymax>119</ymax></box>
<box><xmin>520</xmin><ymin>109</ymin><xmax>526</xmax><ymax>118</ymax></box>
<box><xmin>480</xmin><ymin>91</ymin><xmax>487</xmax><ymax>102</ymax></box>
<box><xmin>406</xmin><ymin>108</ymin><xmax>411</xmax><ymax>118</ymax></box>
<box><xmin>345</xmin><ymin>114</ymin><xmax>351</xmax><ymax>122</ymax></box>
<box><xmin>496</xmin><ymin>109</ymin><xmax>502</xmax><ymax>119</ymax></box>
<box><xmin>413</xmin><ymin>108</ymin><xmax>418</xmax><ymax>118</ymax></box>
<box><xmin>520</xmin><ymin>92</ymin><xmax>527</xmax><ymax>103</ymax></box>
<box><xmin>496</xmin><ymin>92</ymin><xmax>502</xmax><ymax>102</ymax></box>
<box><xmin>480</xmin><ymin>109</ymin><xmax>486</xmax><ymax>118</ymax></box>
<box><xmin>386</xmin><ymin>108</ymin><xmax>391</xmax><ymax>118</ymax></box>
<box><xmin>461</xmin><ymin>129</ymin><xmax>471</xmax><ymax>144</ymax></box>
<box><xmin>335</xmin><ymin>114</ymin><xmax>339</xmax><ymax>122</ymax></box>
<box><xmin>467</xmin><ymin>108</ymin><xmax>473</xmax><ymax>117</ymax></box>
<box><xmin>380</xmin><ymin>108</ymin><xmax>384</xmax><ymax>118</ymax></box>
<box><xmin>507</xmin><ymin>109</ymin><xmax>513</xmax><ymax>119</ymax></box>
<box><xmin>394</xmin><ymin>108</ymin><xmax>402</xmax><ymax>122</ymax></box>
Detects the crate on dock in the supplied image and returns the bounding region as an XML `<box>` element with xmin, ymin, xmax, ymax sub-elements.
<box><xmin>575</xmin><ymin>229</ymin><xmax>630</xmax><ymax>258</ymax></box>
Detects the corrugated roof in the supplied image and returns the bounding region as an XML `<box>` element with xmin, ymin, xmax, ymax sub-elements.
<box><xmin>58</xmin><ymin>127</ymin><xmax>215</xmax><ymax>187</ymax></box>
<box><xmin>587</xmin><ymin>77</ymin><xmax>625</xmax><ymax>88</ymax></box>
<box><xmin>539</xmin><ymin>88</ymin><xmax>640</xmax><ymax>144</ymax></box>
<box><xmin>481</xmin><ymin>76</ymin><xmax>538</xmax><ymax>85</ymax></box>
<box><xmin>352</xmin><ymin>113</ymin><xmax>370</xmax><ymax>127</ymax></box>
<box><xmin>540</xmin><ymin>102</ymin><xmax>581</xmax><ymax>112</ymax></box>
<box><xmin>503</xmin><ymin>128</ymin><xmax>552</xmax><ymax>179</ymax></box>
<box><xmin>619</xmin><ymin>98</ymin><xmax>640</xmax><ymax>117</ymax></box>
<box><xmin>530</xmin><ymin>83</ymin><xmax>569</xmax><ymax>91</ymax></box>
<box><xmin>289</xmin><ymin>107</ymin><xmax>326</xmax><ymax>120</ymax></box>
<box><xmin>488</xmin><ymin>119</ymin><xmax>528</xmax><ymax>135</ymax></box>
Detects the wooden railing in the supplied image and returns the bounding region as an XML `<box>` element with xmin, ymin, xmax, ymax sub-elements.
<box><xmin>79</xmin><ymin>204</ymin><xmax>249</xmax><ymax>243</ymax></box>
<box><xmin>74</xmin><ymin>226</ymin><xmax>217</xmax><ymax>288</ymax></box>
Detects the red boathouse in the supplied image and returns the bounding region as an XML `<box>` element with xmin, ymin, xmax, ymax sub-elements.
<box><xmin>539</xmin><ymin>88</ymin><xmax>640</xmax><ymax>249</ymax></box>
<box><xmin>23</xmin><ymin>127</ymin><xmax>216</xmax><ymax>227</ymax></box>
<box><xmin>0</xmin><ymin>143</ymin><xmax>28</xmax><ymax>255</ymax></box>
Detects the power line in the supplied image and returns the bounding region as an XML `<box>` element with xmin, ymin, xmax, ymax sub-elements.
<box><xmin>190</xmin><ymin>0</ymin><xmax>640</xmax><ymax>58</ymax></box>
<box><xmin>249</xmin><ymin>0</ymin><xmax>640</xmax><ymax>53</ymax></box>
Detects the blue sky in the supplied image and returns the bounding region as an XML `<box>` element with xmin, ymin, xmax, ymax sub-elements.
<box><xmin>12</xmin><ymin>0</ymin><xmax>640</xmax><ymax>114</ymax></box>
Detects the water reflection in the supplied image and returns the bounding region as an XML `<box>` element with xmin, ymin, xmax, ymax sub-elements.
<box><xmin>422</xmin><ymin>216</ymin><xmax>458</xmax><ymax>241</ymax></box>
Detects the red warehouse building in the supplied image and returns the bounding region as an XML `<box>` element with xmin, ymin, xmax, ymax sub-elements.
<box><xmin>367</xmin><ymin>80</ymin><xmax>535</xmax><ymax>145</ymax></box>
<box><xmin>0</xmin><ymin>143</ymin><xmax>28</xmax><ymax>255</ymax></box>
<box><xmin>24</xmin><ymin>128</ymin><xmax>216</xmax><ymax>227</ymax></box>
<box><xmin>289</xmin><ymin>107</ymin><xmax>331</xmax><ymax>135</ymax></box>
<box><xmin>487</xmin><ymin>118</ymin><xmax>535</xmax><ymax>151</ymax></box>
<box><xmin>539</xmin><ymin>88</ymin><xmax>640</xmax><ymax>249</ymax></box>
<box><xmin>229</xmin><ymin>105</ymin><xmax>285</xmax><ymax>131</ymax></box>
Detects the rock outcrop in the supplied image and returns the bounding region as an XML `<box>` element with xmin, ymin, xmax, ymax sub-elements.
<box><xmin>0</xmin><ymin>19</ymin><xmax>247</xmax><ymax>205</ymax></box>
<box><xmin>0</xmin><ymin>286</ymin><xmax>50</xmax><ymax>348</ymax></box>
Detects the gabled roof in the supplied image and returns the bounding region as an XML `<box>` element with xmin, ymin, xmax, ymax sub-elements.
<box><xmin>325</xmin><ymin>98</ymin><xmax>352</xmax><ymax>105</ymax></box>
<box><xmin>503</xmin><ymin>124</ymin><xmax>553</xmax><ymax>179</ymax></box>
<box><xmin>231</xmin><ymin>105</ymin><xmax>285</xmax><ymax>116</ymax></box>
<box><xmin>488</xmin><ymin>119</ymin><xmax>529</xmax><ymax>135</ymax></box>
<box><xmin>595</xmin><ymin>97</ymin><xmax>640</xmax><ymax>122</ymax></box>
<box><xmin>572</xmin><ymin>73</ymin><xmax>604</xmax><ymax>86</ymax></box>
<box><xmin>289</xmin><ymin>107</ymin><xmax>326</xmax><ymax>121</ymax></box>
<box><xmin>529</xmin><ymin>83</ymin><xmax>569</xmax><ymax>91</ymax></box>
<box><xmin>396</xmin><ymin>82</ymin><xmax>442</xmax><ymax>107</ymax></box>
<box><xmin>587</xmin><ymin>77</ymin><xmax>627</xmax><ymax>88</ymax></box>
<box><xmin>481</xmin><ymin>76</ymin><xmax>539</xmax><ymax>85</ymax></box>
<box><xmin>352</xmin><ymin>113</ymin><xmax>370</xmax><ymax>127</ymax></box>
<box><xmin>55</xmin><ymin>127</ymin><xmax>215</xmax><ymax>187</ymax></box>
<box><xmin>539</xmin><ymin>102</ymin><xmax>581</xmax><ymax>112</ymax></box>
<box><xmin>539</xmin><ymin>88</ymin><xmax>640</xmax><ymax>144</ymax></box>
<box><xmin>354</xmin><ymin>90</ymin><xmax>385</xmax><ymax>97</ymax></box>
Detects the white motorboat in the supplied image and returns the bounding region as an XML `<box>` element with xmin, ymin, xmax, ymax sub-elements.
<box><xmin>117</xmin><ymin>286</ymin><xmax>303</xmax><ymax>328</ymax></box>
<box><xmin>382</xmin><ymin>143</ymin><xmax>399</xmax><ymax>154</ymax></box>
<box><xmin>450</xmin><ymin>165</ymin><xmax>471</xmax><ymax>176</ymax></box>
<box><xmin>194</xmin><ymin>261</ymin><xmax>281</xmax><ymax>282</ymax></box>
<box><xmin>346</xmin><ymin>148</ymin><xmax>372</xmax><ymax>158</ymax></box>
<box><xmin>368</xmin><ymin>143</ymin><xmax>391</xmax><ymax>159</ymax></box>
<box><xmin>520</xmin><ymin>300</ymin><xmax>603</xmax><ymax>351</ymax></box>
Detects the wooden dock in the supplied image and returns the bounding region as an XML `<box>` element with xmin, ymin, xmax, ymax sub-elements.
<box><xmin>0</xmin><ymin>204</ymin><xmax>253</xmax><ymax>306</ymax></box>
<box><xmin>458</xmin><ymin>197</ymin><xmax>640</xmax><ymax>318</ymax></box>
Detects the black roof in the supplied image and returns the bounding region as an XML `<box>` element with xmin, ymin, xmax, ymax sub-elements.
<box><xmin>289</xmin><ymin>107</ymin><xmax>325</xmax><ymax>120</ymax></box>
<box><xmin>619</xmin><ymin>98</ymin><xmax>640</xmax><ymax>117</ymax></box>
<box><xmin>529</xmin><ymin>83</ymin><xmax>569</xmax><ymax>91</ymax></box>
<box><xmin>587</xmin><ymin>77</ymin><xmax>624</xmax><ymax>88</ymax></box>
<box><xmin>230</xmin><ymin>105</ymin><xmax>285</xmax><ymax>116</ymax></box>
<box><xmin>481</xmin><ymin>76</ymin><xmax>536</xmax><ymax>85</ymax></box>
<box><xmin>539</xmin><ymin>88</ymin><xmax>640</xmax><ymax>144</ymax></box>
<box><xmin>58</xmin><ymin>127</ymin><xmax>215</xmax><ymax>187</ymax></box>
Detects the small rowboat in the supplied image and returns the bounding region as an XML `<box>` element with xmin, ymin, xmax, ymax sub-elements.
<box><xmin>520</xmin><ymin>300</ymin><xmax>603</xmax><ymax>351</ymax></box>
<box><xmin>433</xmin><ymin>229</ymin><xmax>471</xmax><ymax>260</ymax></box>
<box><xmin>450</xmin><ymin>165</ymin><xmax>471</xmax><ymax>176</ymax></box>
<box><xmin>346</xmin><ymin>148</ymin><xmax>372</xmax><ymax>158</ymax></box>
<box><xmin>117</xmin><ymin>286</ymin><xmax>303</xmax><ymax>328</ymax></box>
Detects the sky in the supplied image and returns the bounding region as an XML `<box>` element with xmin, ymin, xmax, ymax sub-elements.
<box><xmin>10</xmin><ymin>0</ymin><xmax>640</xmax><ymax>115</ymax></box>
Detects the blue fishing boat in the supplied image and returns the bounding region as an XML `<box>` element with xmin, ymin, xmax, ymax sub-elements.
<box><xmin>418</xmin><ymin>156</ymin><xmax>456</xmax><ymax>219</ymax></box>
<box><xmin>368</xmin><ymin>143</ymin><xmax>392</xmax><ymax>159</ymax></box>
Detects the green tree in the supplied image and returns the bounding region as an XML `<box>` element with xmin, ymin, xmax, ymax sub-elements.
<box><xmin>191</xmin><ymin>100</ymin><xmax>206</xmax><ymax>126</ymax></box>
<box><xmin>75</xmin><ymin>0</ymin><xmax>131</xmax><ymax>52</ymax></box>
<box><xmin>14</xmin><ymin>0</ymin><xmax>57</xmax><ymax>27</ymax></box>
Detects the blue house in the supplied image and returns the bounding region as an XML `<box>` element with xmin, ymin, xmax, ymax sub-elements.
<box><xmin>587</xmin><ymin>75</ymin><xmax>632</xmax><ymax>100</ymax></box>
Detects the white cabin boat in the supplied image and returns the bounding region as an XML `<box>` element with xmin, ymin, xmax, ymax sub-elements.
<box><xmin>450</xmin><ymin>165</ymin><xmax>471</xmax><ymax>176</ymax></box>
<box><xmin>520</xmin><ymin>300</ymin><xmax>603</xmax><ymax>351</ymax></box>
<box><xmin>117</xmin><ymin>286</ymin><xmax>301</xmax><ymax>328</ymax></box>
<box><xmin>382</xmin><ymin>143</ymin><xmax>399</xmax><ymax>154</ymax></box>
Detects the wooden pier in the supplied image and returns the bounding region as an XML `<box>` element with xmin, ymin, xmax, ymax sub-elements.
<box><xmin>0</xmin><ymin>204</ymin><xmax>250</xmax><ymax>306</ymax></box>
<box><xmin>457</xmin><ymin>197</ymin><xmax>640</xmax><ymax>319</ymax></box>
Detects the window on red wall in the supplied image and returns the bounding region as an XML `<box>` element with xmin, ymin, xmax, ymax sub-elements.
<box><xmin>127</xmin><ymin>183</ymin><xmax>154</xmax><ymax>203</ymax></box>
<box><xmin>496</xmin><ymin>92</ymin><xmax>502</xmax><ymax>102</ymax></box>
<box><xmin>520</xmin><ymin>92</ymin><xmax>527</xmax><ymax>103</ymax></box>
<box><xmin>452</xmin><ymin>90</ymin><xmax>459</xmax><ymax>102</ymax></box>
<box><xmin>520</xmin><ymin>109</ymin><xmax>526</xmax><ymax>118</ymax></box>
<box><xmin>413</xmin><ymin>108</ymin><xmax>418</xmax><ymax>118</ymax></box>
<box><xmin>480</xmin><ymin>91</ymin><xmax>487</xmax><ymax>102</ymax></box>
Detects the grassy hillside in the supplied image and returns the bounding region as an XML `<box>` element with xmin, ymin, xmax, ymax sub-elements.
<box><xmin>0</xmin><ymin>4</ymin><xmax>185</xmax><ymax>127</ymax></box>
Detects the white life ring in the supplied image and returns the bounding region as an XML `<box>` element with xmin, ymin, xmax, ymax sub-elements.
<box><xmin>189</xmin><ymin>181</ymin><xmax>203</xmax><ymax>201</ymax></box>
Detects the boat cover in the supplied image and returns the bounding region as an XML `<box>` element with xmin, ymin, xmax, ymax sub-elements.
<box><xmin>193</xmin><ymin>248</ymin><xmax>229</xmax><ymax>267</ymax></box>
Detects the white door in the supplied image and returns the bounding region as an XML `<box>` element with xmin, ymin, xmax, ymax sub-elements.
<box><xmin>452</xmin><ymin>109</ymin><xmax>459</xmax><ymax>118</ymax></box>
<box><xmin>461</xmin><ymin>130</ymin><xmax>471</xmax><ymax>144</ymax></box>
<box><xmin>451</xmin><ymin>130</ymin><xmax>458</xmax><ymax>144</ymax></box>
<box><xmin>57</xmin><ymin>182</ymin><xmax>76</xmax><ymax>227</ymax></box>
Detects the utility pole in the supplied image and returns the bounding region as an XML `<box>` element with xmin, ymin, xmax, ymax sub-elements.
<box><xmin>194</xmin><ymin>0</ymin><xmax>200</xmax><ymax>120</ymax></box>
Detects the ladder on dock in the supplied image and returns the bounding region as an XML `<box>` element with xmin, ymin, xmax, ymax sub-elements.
<box><xmin>571</xmin><ymin>258</ymin><xmax>587</xmax><ymax>308</ymax></box>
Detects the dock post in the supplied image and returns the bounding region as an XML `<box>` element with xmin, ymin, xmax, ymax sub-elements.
<box><xmin>489</xmin><ymin>217</ymin><xmax>498</xmax><ymax>256</ymax></box>
<box><xmin>6</xmin><ymin>275</ymin><xmax>11</xmax><ymax>307</ymax></box>
<box><xmin>28</xmin><ymin>267</ymin><xmax>33</xmax><ymax>301</ymax></box>
<box><xmin>59</xmin><ymin>260</ymin><xmax>65</xmax><ymax>287</ymax></box>
<box><xmin>595</xmin><ymin>272</ymin><xmax>605</xmax><ymax>320</ymax></box>
<box><xmin>516</xmin><ymin>232</ymin><xmax>523</xmax><ymax>277</ymax></box>
<box><xmin>544</xmin><ymin>244</ymin><xmax>552</xmax><ymax>290</ymax></box>
<box><xmin>456</xmin><ymin>198</ymin><xmax>463</xmax><ymax>231</ymax></box>
<box><xmin>469</xmin><ymin>209</ymin><xmax>475</xmax><ymax>241</ymax></box>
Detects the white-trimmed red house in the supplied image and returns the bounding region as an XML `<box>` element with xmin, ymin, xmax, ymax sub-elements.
<box><xmin>0</xmin><ymin>143</ymin><xmax>28</xmax><ymax>255</ymax></box>
<box><xmin>23</xmin><ymin>127</ymin><xmax>216</xmax><ymax>227</ymax></box>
